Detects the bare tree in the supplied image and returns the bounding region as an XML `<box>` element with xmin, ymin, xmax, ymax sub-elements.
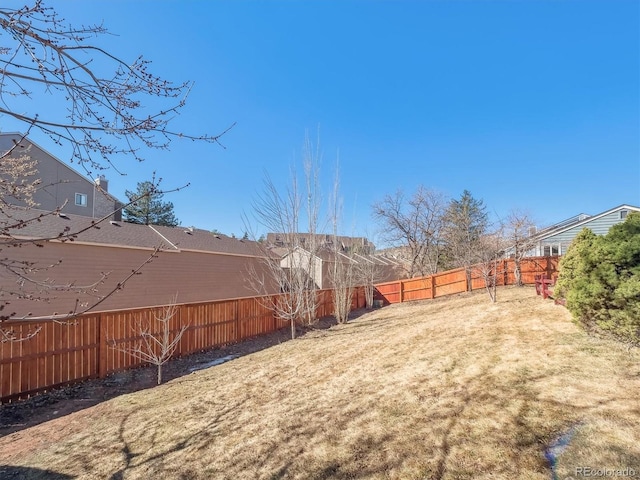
<box><xmin>246</xmin><ymin>133</ymin><xmax>324</xmax><ymax>339</ymax></box>
<box><xmin>330</xmin><ymin>250</ymin><xmax>357</xmax><ymax>324</ymax></box>
<box><xmin>472</xmin><ymin>229</ymin><xmax>507</xmax><ymax>303</ymax></box>
<box><xmin>353</xmin><ymin>254</ymin><xmax>380</xmax><ymax>309</ymax></box>
<box><xmin>372</xmin><ymin>186</ymin><xmax>447</xmax><ymax>278</ymax></box>
<box><xmin>502</xmin><ymin>209</ymin><xmax>538</xmax><ymax>286</ymax></box>
<box><xmin>329</xmin><ymin>170</ymin><xmax>356</xmax><ymax>324</ymax></box>
<box><xmin>109</xmin><ymin>297</ymin><xmax>188</xmax><ymax>384</ymax></box>
<box><xmin>0</xmin><ymin>2</ymin><xmax>228</xmax><ymax>337</ymax></box>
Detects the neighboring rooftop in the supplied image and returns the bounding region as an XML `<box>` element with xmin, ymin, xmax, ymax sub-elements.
<box><xmin>0</xmin><ymin>205</ymin><xmax>267</xmax><ymax>257</ymax></box>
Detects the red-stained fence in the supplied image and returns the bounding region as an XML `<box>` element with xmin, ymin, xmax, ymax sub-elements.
<box><xmin>373</xmin><ymin>256</ymin><xmax>559</xmax><ymax>305</ymax></box>
<box><xmin>1</xmin><ymin>288</ymin><xmax>367</xmax><ymax>402</ymax></box>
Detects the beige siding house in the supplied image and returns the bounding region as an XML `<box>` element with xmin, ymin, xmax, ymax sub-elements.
<box><xmin>0</xmin><ymin>133</ymin><xmax>122</xmax><ymax>220</ymax></box>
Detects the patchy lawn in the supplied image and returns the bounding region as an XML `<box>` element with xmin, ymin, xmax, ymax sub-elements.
<box><xmin>1</xmin><ymin>287</ymin><xmax>638</xmax><ymax>479</ymax></box>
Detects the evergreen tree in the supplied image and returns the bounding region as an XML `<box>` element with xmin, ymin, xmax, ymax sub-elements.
<box><xmin>123</xmin><ymin>180</ymin><xmax>180</xmax><ymax>226</ymax></box>
<box><xmin>443</xmin><ymin>190</ymin><xmax>488</xmax><ymax>276</ymax></box>
<box><xmin>556</xmin><ymin>213</ymin><xmax>640</xmax><ymax>342</ymax></box>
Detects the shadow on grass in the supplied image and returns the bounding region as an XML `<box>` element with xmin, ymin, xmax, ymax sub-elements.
<box><xmin>105</xmin><ymin>398</ymin><xmax>247</xmax><ymax>479</ymax></box>
<box><xmin>0</xmin><ymin>321</ymin><xmax>302</xmax><ymax>435</ymax></box>
<box><xmin>0</xmin><ymin>308</ymin><xmax>374</xmax><ymax>438</ymax></box>
<box><xmin>0</xmin><ymin>465</ymin><xmax>74</xmax><ymax>479</ymax></box>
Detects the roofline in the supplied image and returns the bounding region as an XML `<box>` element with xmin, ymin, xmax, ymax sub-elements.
<box><xmin>0</xmin><ymin>132</ymin><xmax>124</xmax><ymax>204</ymax></box>
<box><xmin>169</xmin><ymin>247</ymin><xmax>271</xmax><ymax>259</ymax></box>
<box><xmin>353</xmin><ymin>252</ymin><xmax>375</xmax><ymax>264</ymax></box>
<box><xmin>2</xmin><ymin>233</ymin><xmax>272</xmax><ymax>258</ymax></box>
<box><xmin>536</xmin><ymin>204</ymin><xmax>640</xmax><ymax>241</ymax></box>
<box><xmin>0</xmin><ymin>234</ymin><xmax>168</xmax><ymax>252</ymax></box>
<box><xmin>149</xmin><ymin>225</ymin><xmax>179</xmax><ymax>249</ymax></box>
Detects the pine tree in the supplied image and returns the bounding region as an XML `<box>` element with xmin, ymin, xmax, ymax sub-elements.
<box><xmin>443</xmin><ymin>190</ymin><xmax>488</xmax><ymax>278</ymax></box>
<box><xmin>557</xmin><ymin>214</ymin><xmax>640</xmax><ymax>342</ymax></box>
<box><xmin>123</xmin><ymin>180</ymin><xmax>180</xmax><ymax>226</ymax></box>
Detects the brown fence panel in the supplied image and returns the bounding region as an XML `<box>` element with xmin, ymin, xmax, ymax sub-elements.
<box><xmin>374</xmin><ymin>280</ymin><xmax>401</xmax><ymax>305</ymax></box>
<box><xmin>0</xmin><ymin>315</ymin><xmax>100</xmax><ymax>402</ymax></box>
<box><xmin>433</xmin><ymin>268</ymin><xmax>467</xmax><ymax>298</ymax></box>
<box><xmin>402</xmin><ymin>277</ymin><xmax>433</xmax><ymax>301</ymax></box>
<box><xmin>374</xmin><ymin>256</ymin><xmax>557</xmax><ymax>306</ymax></box>
<box><xmin>520</xmin><ymin>256</ymin><xmax>559</xmax><ymax>284</ymax></box>
<box><xmin>315</xmin><ymin>289</ymin><xmax>333</xmax><ymax>318</ymax></box>
<box><xmin>238</xmin><ymin>297</ymin><xmax>276</xmax><ymax>340</ymax></box>
<box><xmin>180</xmin><ymin>301</ymin><xmax>238</xmax><ymax>355</ymax></box>
<box><xmin>350</xmin><ymin>286</ymin><xmax>365</xmax><ymax>310</ymax></box>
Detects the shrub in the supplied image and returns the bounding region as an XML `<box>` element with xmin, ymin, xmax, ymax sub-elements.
<box><xmin>556</xmin><ymin>213</ymin><xmax>640</xmax><ymax>343</ymax></box>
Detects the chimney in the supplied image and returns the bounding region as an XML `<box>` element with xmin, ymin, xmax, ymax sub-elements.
<box><xmin>95</xmin><ymin>175</ymin><xmax>108</xmax><ymax>192</ymax></box>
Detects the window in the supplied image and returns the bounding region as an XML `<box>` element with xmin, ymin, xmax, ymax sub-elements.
<box><xmin>620</xmin><ymin>210</ymin><xmax>628</xmax><ymax>220</ymax></box>
<box><xmin>543</xmin><ymin>244</ymin><xmax>560</xmax><ymax>256</ymax></box>
<box><xmin>75</xmin><ymin>193</ymin><xmax>87</xmax><ymax>207</ymax></box>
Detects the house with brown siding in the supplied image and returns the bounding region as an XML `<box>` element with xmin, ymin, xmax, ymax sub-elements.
<box><xmin>0</xmin><ymin>133</ymin><xmax>122</xmax><ymax>220</ymax></box>
<box><xmin>0</xmin><ymin>207</ymin><xmax>276</xmax><ymax>319</ymax></box>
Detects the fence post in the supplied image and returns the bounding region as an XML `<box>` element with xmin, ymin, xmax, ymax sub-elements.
<box><xmin>399</xmin><ymin>280</ymin><xmax>404</xmax><ymax>303</ymax></box>
<box><xmin>235</xmin><ymin>299</ymin><xmax>240</xmax><ymax>343</ymax></box>
<box><xmin>178</xmin><ymin>304</ymin><xmax>186</xmax><ymax>356</ymax></box>
<box><xmin>98</xmin><ymin>313</ymin><xmax>107</xmax><ymax>379</ymax></box>
<box><xmin>503</xmin><ymin>260</ymin><xmax>509</xmax><ymax>286</ymax></box>
<box><xmin>430</xmin><ymin>274</ymin><xmax>436</xmax><ymax>299</ymax></box>
<box><xmin>272</xmin><ymin>295</ymin><xmax>277</xmax><ymax>331</ymax></box>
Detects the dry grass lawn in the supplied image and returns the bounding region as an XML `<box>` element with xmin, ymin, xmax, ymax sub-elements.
<box><xmin>1</xmin><ymin>286</ymin><xmax>639</xmax><ymax>479</ymax></box>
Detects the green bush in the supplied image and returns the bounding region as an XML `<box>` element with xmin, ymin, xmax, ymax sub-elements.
<box><xmin>556</xmin><ymin>212</ymin><xmax>640</xmax><ymax>343</ymax></box>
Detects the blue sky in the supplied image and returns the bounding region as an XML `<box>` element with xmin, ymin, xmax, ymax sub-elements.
<box><xmin>4</xmin><ymin>0</ymin><xmax>639</xmax><ymax>242</ymax></box>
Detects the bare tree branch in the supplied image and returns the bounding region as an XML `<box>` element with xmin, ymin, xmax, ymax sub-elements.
<box><xmin>109</xmin><ymin>295</ymin><xmax>188</xmax><ymax>384</ymax></box>
<box><xmin>245</xmin><ymin>132</ymin><xmax>325</xmax><ymax>339</ymax></box>
<box><xmin>0</xmin><ymin>1</ymin><xmax>233</xmax><ymax>172</ymax></box>
<box><xmin>372</xmin><ymin>186</ymin><xmax>447</xmax><ymax>277</ymax></box>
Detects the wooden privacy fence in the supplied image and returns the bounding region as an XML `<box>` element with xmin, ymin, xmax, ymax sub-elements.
<box><xmin>0</xmin><ymin>257</ymin><xmax>557</xmax><ymax>403</ymax></box>
<box><xmin>0</xmin><ymin>287</ymin><xmax>367</xmax><ymax>402</ymax></box>
<box><xmin>374</xmin><ymin>256</ymin><xmax>559</xmax><ymax>305</ymax></box>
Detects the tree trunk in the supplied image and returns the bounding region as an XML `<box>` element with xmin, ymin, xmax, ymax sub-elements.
<box><xmin>290</xmin><ymin>319</ymin><xmax>296</xmax><ymax>340</ymax></box>
<box><xmin>514</xmin><ymin>261</ymin><xmax>522</xmax><ymax>287</ymax></box>
<box><xmin>157</xmin><ymin>364</ymin><xmax>162</xmax><ymax>385</ymax></box>
<box><xmin>365</xmin><ymin>285</ymin><xmax>374</xmax><ymax>309</ymax></box>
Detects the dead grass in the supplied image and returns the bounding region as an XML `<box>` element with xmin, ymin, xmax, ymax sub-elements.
<box><xmin>0</xmin><ymin>286</ymin><xmax>639</xmax><ymax>479</ymax></box>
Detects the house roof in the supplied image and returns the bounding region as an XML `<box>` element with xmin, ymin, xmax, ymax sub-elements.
<box><xmin>535</xmin><ymin>204</ymin><xmax>640</xmax><ymax>241</ymax></box>
<box><xmin>266</xmin><ymin>232</ymin><xmax>374</xmax><ymax>251</ymax></box>
<box><xmin>150</xmin><ymin>225</ymin><xmax>266</xmax><ymax>257</ymax></box>
<box><xmin>1</xmin><ymin>206</ymin><xmax>266</xmax><ymax>257</ymax></box>
<box><xmin>1</xmin><ymin>206</ymin><xmax>164</xmax><ymax>250</ymax></box>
